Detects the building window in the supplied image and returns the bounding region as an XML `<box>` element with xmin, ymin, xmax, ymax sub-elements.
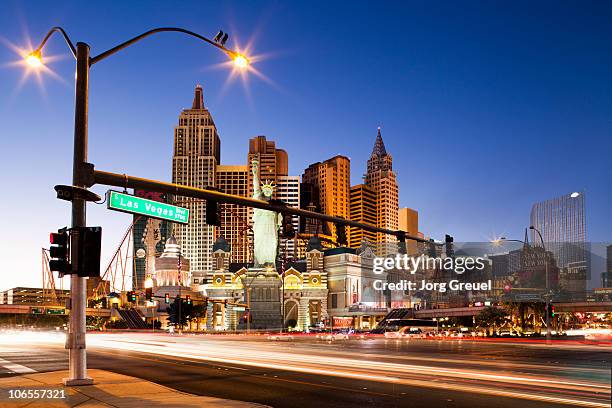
<box><xmin>331</xmin><ymin>293</ymin><xmax>338</xmax><ymax>309</ymax></box>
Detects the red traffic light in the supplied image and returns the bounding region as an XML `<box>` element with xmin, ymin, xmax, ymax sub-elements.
<box><xmin>50</xmin><ymin>232</ymin><xmax>67</xmax><ymax>245</ymax></box>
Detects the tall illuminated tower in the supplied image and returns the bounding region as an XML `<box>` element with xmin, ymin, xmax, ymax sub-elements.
<box><xmin>365</xmin><ymin>127</ymin><xmax>399</xmax><ymax>255</ymax></box>
<box><xmin>172</xmin><ymin>85</ymin><xmax>220</xmax><ymax>284</ymax></box>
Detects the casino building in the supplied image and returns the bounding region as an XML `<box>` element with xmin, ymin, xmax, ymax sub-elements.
<box><xmin>199</xmin><ymin>237</ymin><xmax>389</xmax><ymax>331</ymax></box>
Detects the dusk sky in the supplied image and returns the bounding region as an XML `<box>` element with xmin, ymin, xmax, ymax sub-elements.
<box><xmin>1</xmin><ymin>1</ymin><xmax>610</xmax><ymax>290</ymax></box>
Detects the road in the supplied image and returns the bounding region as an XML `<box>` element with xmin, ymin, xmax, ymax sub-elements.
<box><xmin>0</xmin><ymin>331</ymin><xmax>610</xmax><ymax>408</ymax></box>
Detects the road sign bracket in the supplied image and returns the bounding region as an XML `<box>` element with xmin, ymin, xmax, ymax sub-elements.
<box><xmin>55</xmin><ymin>185</ymin><xmax>101</xmax><ymax>202</ymax></box>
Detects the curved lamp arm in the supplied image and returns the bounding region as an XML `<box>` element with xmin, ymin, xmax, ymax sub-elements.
<box><xmin>35</xmin><ymin>26</ymin><xmax>77</xmax><ymax>58</ymax></box>
<box><xmin>502</xmin><ymin>239</ymin><xmax>526</xmax><ymax>245</ymax></box>
<box><xmin>90</xmin><ymin>27</ymin><xmax>237</xmax><ymax>65</ymax></box>
<box><xmin>529</xmin><ymin>226</ymin><xmax>546</xmax><ymax>252</ymax></box>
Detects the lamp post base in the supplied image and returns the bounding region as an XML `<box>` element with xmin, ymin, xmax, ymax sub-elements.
<box><xmin>63</xmin><ymin>377</ymin><xmax>94</xmax><ymax>386</ymax></box>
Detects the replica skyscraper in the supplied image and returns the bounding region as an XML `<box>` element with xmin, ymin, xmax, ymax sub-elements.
<box><xmin>172</xmin><ymin>85</ymin><xmax>220</xmax><ymax>284</ymax></box>
<box><xmin>365</xmin><ymin>127</ymin><xmax>399</xmax><ymax>255</ymax></box>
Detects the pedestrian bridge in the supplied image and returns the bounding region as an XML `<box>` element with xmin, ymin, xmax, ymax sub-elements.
<box><xmin>0</xmin><ymin>304</ymin><xmax>111</xmax><ymax>317</ymax></box>
<box><xmin>415</xmin><ymin>302</ymin><xmax>612</xmax><ymax>318</ymax></box>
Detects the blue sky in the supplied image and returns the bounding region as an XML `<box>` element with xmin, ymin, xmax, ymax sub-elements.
<box><xmin>1</xmin><ymin>1</ymin><xmax>610</xmax><ymax>289</ymax></box>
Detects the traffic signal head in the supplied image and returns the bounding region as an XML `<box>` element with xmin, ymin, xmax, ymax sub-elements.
<box><xmin>145</xmin><ymin>287</ymin><xmax>152</xmax><ymax>301</ymax></box>
<box><xmin>126</xmin><ymin>291</ymin><xmax>137</xmax><ymax>302</ymax></box>
<box><xmin>49</xmin><ymin>230</ymin><xmax>70</xmax><ymax>274</ymax></box>
<box><xmin>547</xmin><ymin>304</ymin><xmax>555</xmax><ymax>318</ymax></box>
<box><xmin>206</xmin><ymin>199</ymin><xmax>221</xmax><ymax>226</ymax></box>
<box><xmin>186</xmin><ymin>295</ymin><xmax>191</xmax><ymax>305</ymax></box>
<box><xmin>75</xmin><ymin>226</ymin><xmax>102</xmax><ymax>278</ymax></box>
<box><xmin>165</xmin><ymin>293</ymin><xmax>170</xmax><ymax>304</ymax></box>
<box><xmin>281</xmin><ymin>213</ymin><xmax>295</xmax><ymax>238</ymax></box>
<box><xmin>335</xmin><ymin>222</ymin><xmax>347</xmax><ymax>246</ymax></box>
<box><xmin>445</xmin><ymin>234</ymin><xmax>454</xmax><ymax>257</ymax></box>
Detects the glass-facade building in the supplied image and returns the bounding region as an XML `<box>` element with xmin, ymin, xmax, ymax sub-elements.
<box><xmin>530</xmin><ymin>192</ymin><xmax>586</xmax><ymax>269</ymax></box>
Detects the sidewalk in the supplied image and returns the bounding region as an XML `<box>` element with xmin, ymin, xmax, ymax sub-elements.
<box><xmin>0</xmin><ymin>369</ymin><xmax>269</xmax><ymax>407</ymax></box>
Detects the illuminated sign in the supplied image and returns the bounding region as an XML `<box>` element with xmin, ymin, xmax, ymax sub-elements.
<box><xmin>107</xmin><ymin>191</ymin><xmax>189</xmax><ymax>224</ymax></box>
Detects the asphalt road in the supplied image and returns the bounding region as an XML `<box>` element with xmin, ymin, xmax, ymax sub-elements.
<box><xmin>0</xmin><ymin>332</ymin><xmax>610</xmax><ymax>408</ymax></box>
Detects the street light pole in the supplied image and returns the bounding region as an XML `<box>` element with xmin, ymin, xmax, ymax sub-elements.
<box><xmin>65</xmin><ymin>41</ymin><xmax>92</xmax><ymax>386</ymax></box>
<box><xmin>26</xmin><ymin>25</ymin><xmax>251</xmax><ymax>386</ymax></box>
<box><xmin>495</xmin><ymin>233</ymin><xmax>551</xmax><ymax>345</ymax></box>
<box><xmin>531</xmin><ymin>226</ymin><xmax>551</xmax><ymax>345</ymax></box>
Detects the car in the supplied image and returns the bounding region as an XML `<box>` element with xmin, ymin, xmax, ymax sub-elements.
<box><xmin>316</xmin><ymin>331</ymin><xmax>350</xmax><ymax>341</ymax></box>
<box><xmin>268</xmin><ymin>333</ymin><xmax>295</xmax><ymax>341</ymax></box>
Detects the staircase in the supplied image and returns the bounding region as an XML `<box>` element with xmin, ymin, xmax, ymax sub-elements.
<box><xmin>370</xmin><ymin>308</ymin><xmax>413</xmax><ymax>333</ymax></box>
<box><xmin>117</xmin><ymin>308</ymin><xmax>148</xmax><ymax>329</ymax></box>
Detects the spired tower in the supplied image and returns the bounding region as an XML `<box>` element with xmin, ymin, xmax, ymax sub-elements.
<box><xmin>365</xmin><ymin>127</ymin><xmax>399</xmax><ymax>255</ymax></box>
<box><xmin>172</xmin><ymin>85</ymin><xmax>221</xmax><ymax>285</ymax></box>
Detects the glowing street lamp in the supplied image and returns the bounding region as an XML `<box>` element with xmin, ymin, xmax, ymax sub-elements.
<box><xmin>25</xmin><ymin>50</ymin><xmax>42</xmax><ymax>68</ymax></box>
<box><xmin>490</xmin><ymin>237</ymin><xmax>525</xmax><ymax>248</ymax></box>
<box><xmin>232</xmin><ymin>53</ymin><xmax>249</xmax><ymax>69</ymax></box>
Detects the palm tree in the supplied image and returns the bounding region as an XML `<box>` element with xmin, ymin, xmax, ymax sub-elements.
<box><xmin>476</xmin><ymin>307</ymin><xmax>507</xmax><ymax>336</ymax></box>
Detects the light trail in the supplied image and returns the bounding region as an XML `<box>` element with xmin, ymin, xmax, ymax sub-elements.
<box><xmin>1</xmin><ymin>331</ymin><xmax>609</xmax><ymax>407</ymax></box>
<box><xmin>83</xmin><ymin>333</ymin><xmax>610</xmax><ymax>407</ymax></box>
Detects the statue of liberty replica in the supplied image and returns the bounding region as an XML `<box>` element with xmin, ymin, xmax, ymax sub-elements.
<box><xmin>251</xmin><ymin>158</ymin><xmax>283</xmax><ymax>267</ymax></box>
<box><xmin>241</xmin><ymin>158</ymin><xmax>283</xmax><ymax>330</ymax></box>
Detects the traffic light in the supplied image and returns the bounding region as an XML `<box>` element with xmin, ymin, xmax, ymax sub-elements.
<box><xmin>206</xmin><ymin>199</ymin><xmax>221</xmax><ymax>226</ymax></box>
<box><xmin>126</xmin><ymin>291</ymin><xmax>137</xmax><ymax>303</ymax></box>
<box><xmin>281</xmin><ymin>213</ymin><xmax>295</xmax><ymax>238</ymax></box>
<box><xmin>428</xmin><ymin>239</ymin><xmax>437</xmax><ymax>257</ymax></box>
<box><xmin>397</xmin><ymin>231</ymin><xmax>407</xmax><ymax>255</ymax></box>
<box><xmin>164</xmin><ymin>293</ymin><xmax>170</xmax><ymax>304</ymax></box>
<box><xmin>335</xmin><ymin>222</ymin><xmax>347</xmax><ymax>246</ymax></box>
<box><xmin>186</xmin><ymin>295</ymin><xmax>192</xmax><ymax>305</ymax></box>
<box><xmin>445</xmin><ymin>234</ymin><xmax>454</xmax><ymax>258</ymax></box>
<box><xmin>547</xmin><ymin>304</ymin><xmax>555</xmax><ymax>318</ymax></box>
<box><xmin>75</xmin><ymin>226</ymin><xmax>102</xmax><ymax>278</ymax></box>
<box><xmin>145</xmin><ymin>287</ymin><xmax>152</xmax><ymax>301</ymax></box>
<box><xmin>49</xmin><ymin>229</ymin><xmax>70</xmax><ymax>274</ymax></box>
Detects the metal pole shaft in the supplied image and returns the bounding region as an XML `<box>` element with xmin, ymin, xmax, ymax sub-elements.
<box><xmin>545</xmin><ymin>253</ymin><xmax>551</xmax><ymax>344</ymax></box>
<box><xmin>64</xmin><ymin>42</ymin><xmax>92</xmax><ymax>386</ymax></box>
<box><xmin>178</xmin><ymin>255</ymin><xmax>182</xmax><ymax>335</ymax></box>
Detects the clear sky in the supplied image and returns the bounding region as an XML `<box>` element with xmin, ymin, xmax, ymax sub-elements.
<box><xmin>1</xmin><ymin>1</ymin><xmax>610</xmax><ymax>290</ymax></box>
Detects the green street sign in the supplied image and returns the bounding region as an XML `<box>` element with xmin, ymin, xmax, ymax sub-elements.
<box><xmin>31</xmin><ymin>307</ymin><xmax>45</xmax><ymax>314</ymax></box>
<box><xmin>46</xmin><ymin>308</ymin><xmax>66</xmax><ymax>315</ymax></box>
<box><xmin>107</xmin><ymin>191</ymin><xmax>189</xmax><ymax>224</ymax></box>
